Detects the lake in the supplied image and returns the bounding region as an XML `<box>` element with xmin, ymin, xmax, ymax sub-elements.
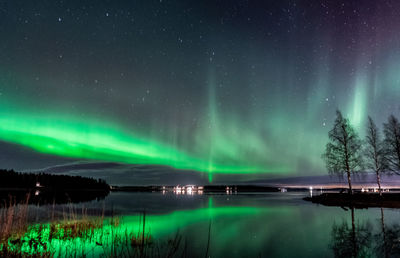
<box><xmin>73</xmin><ymin>191</ymin><xmax>398</xmax><ymax>257</ymax></box>
<box><xmin>5</xmin><ymin>191</ymin><xmax>399</xmax><ymax>257</ymax></box>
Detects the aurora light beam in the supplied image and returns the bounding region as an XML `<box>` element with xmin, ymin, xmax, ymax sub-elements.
<box><xmin>0</xmin><ymin>108</ymin><xmax>288</xmax><ymax>177</ymax></box>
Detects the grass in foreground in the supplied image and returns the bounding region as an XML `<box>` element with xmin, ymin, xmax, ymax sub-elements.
<box><xmin>0</xmin><ymin>195</ymin><xmax>185</xmax><ymax>257</ymax></box>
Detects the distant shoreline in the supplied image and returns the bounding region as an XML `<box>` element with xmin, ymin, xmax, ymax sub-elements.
<box><xmin>110</xmin><ymin>184</ymin><xmax>400</xmax><ymax>193</ymax></box>
<box><xmin>110</xmin><ymin>185</ymin><xmax>340</xmax><ymax>193</ymax></box>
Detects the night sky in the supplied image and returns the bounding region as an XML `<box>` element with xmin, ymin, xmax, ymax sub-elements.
<box><xmin>1</xmin><ymin>0</ymin><xmax>400</xmax><ymax>183</ymax></box>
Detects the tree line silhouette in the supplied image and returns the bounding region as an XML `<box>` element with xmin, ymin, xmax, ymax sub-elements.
<box><xmin>323</xmin><ymin>110</ymin><xmax>400</xmax><ymax>194</ymax></box>
<box><xmin>0</xmin><ymin>169</ymin><xmax>109</xmax><ymax>191</ymax></box>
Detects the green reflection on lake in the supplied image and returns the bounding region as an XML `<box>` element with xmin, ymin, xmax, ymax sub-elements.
<box><xmin>5</xmin><ymin>193</ymin><xmax>400</xmax><ymax>257</ymax></box>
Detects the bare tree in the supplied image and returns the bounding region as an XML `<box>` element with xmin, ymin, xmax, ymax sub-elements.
<box><xmin>364</xmin><ymin>116</ymin><xmax>387</xmax><ymax>195</ymax></box>
<box><xmin>322</xmin><ymin>110</ymin><xmax>363</xmax><ymax>194</ymax></box>
<box><xmin>383</xmin><ymin>115</ymin><xmax>400</xmax><ymax>174</ymax></box>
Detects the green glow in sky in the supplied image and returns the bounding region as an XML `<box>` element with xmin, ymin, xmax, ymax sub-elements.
<box><xmin>0</xmin><ymin>105</ymin><xmax>289</xmax><ymax>177</ymax></box>
<box><xmin>2</xmin><ymin>53</ymin><xmax>390</xmax><ymax>178</ymax></box>
<box><xmin>347</xmin><ymin>74</ymin><xmax>367</xmax><ymax>128</ymax></box>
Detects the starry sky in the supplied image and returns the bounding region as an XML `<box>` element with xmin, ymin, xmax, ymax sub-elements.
<box><xmin>1</xmin><ymin>0</ymin><xmax>400</xmax><ymax>183</ymax></box>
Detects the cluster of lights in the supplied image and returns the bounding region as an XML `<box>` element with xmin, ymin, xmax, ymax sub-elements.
<box><xmin>172</xmin><ymin>185</ymin><xmax>204</xmax><ymax>195</ymax></box>
<box><xmin>361</xmin><ymin>188</ymin><xmax>389</xmax><ymax>193</ymax></box>
<box><xmin>226</xmin><ymin>186</ymin><xmax>237</xmax><ymax>195</ymax></box>
<box><xmin>35</xmin><ymin>182</ymin><xmax>43</xmax><ymax>196</ymax></box>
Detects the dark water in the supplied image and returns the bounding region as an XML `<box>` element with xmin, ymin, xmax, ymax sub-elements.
<box><xmin>70</xmin><ymin>191</ymin><xmax>397</xmax><ymax>258</ymax></box>
<box><xmin>16</xmin><ymin>191</ymin><xmax>399</xmax><ymax>257</ymax></box>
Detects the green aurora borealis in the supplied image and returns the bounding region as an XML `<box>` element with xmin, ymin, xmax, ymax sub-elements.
<box><xmin>0</xmin><ymin>104</ymin><xmax>284</xmax><ymax>176</ymax></box>
<box><xmin>1</xmin><ymin>1</ymin><xmax>400</xmax><ymax>181</ymax></box>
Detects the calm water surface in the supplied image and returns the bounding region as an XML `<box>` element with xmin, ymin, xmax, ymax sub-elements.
<box><xmin>49</xmin><ymin>192</ymin><xmax>400</xmax><ymax>257</ymax></box>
